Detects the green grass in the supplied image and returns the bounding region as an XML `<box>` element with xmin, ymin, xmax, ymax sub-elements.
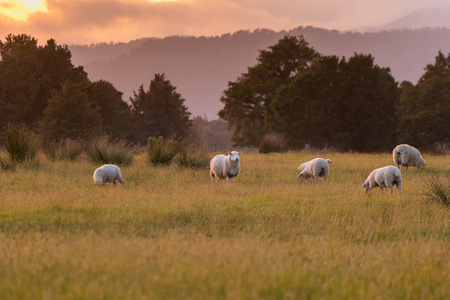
<box><xmin>0</xmin><ymin>152</ymin><xmax>449</xmax><ymax>299</ymax></box>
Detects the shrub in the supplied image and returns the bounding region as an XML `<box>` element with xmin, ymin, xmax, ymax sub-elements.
<box><xmin>259</xmin><ymin>133</ymin><xmax>286</xmax><ymax>154</ymax></box>
<box><xmin>177</xmin><ymin>144</ymin><xmax>210</xmax><ymax>169</ymax></box>
<box><xmin>425</xmin><ymin>176</ymin><xmax>450</xmax><ymax>207</ymax></box>
<box><xmin>1</xmin><ymin>123</ymin><xmax>39</xmax><ymax>162</ymax></box>
<box><xmin>85</xmin><ymin>135</ymin><xmax>133</xmax><ymax>166</ymax></box>
<box><xmin>147</xmin><ymin>136</ymin><xmax>184</xmax><ymax>166</ymax></box>
<box><xmin>44</xmin><ymin>139</ymin><xmax>84</xmax><ymax>161</ymax></box>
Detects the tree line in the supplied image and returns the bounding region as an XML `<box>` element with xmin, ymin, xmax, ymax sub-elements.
<box><xmin>1</xmin><ymin>33</ymin><xmax>449</xmax><ymax>152</ymax></box>
<box><xmin>219</xmin><ymin>36</ymin><xmax>450</xmax><ymax>152</ymax></box>
<box><xmin>0</xmin><ymin>34</ymin><xmax>197</xmax><ymax>145</ymax></box>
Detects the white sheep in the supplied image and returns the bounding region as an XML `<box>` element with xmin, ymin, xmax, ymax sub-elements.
<box><xmin>210</xmin><ymin>151</ymin><xmax>241</xmax><ymax>183</ymax></box>
<box><xmin>392</xmin><ymin>144</ymin><xmax>425</xmax><ymax>171</ymax></box>
<box><xmin>298</xmin><ymin>158</ymin><xmax>330</xmax><ymax>182</ymax></box>
<box><xmin>298</xmin><ymin>158</ymin><xmax>332</xmax><ymax>171</ymax></box>
<box><xmin>361</xmin><ymin>166</ymin><xmax>402</xmax><ymax>195</ymax></box>
<box><xmin>93</xmin><ymin>164</ymin><xmax>124</xmax><ymax>186</ymax></box>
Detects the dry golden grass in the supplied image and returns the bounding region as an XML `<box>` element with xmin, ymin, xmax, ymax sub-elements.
<box><xmin>0</xmin><ymin>152</ymin><xmax>449</xmax><ymax>299</ymax></box>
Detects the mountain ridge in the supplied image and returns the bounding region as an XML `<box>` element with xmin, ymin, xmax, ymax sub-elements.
<box><xmin>69</xmin><ymin>26</ymin><xmax>450</xmax><ymax>119</ymax></box>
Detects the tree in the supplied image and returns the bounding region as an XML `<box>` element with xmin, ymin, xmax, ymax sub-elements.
<box><xmin>87</xmin><ymin>80</ymin><xmax>132</xmax><ymax>140</ymax></box>
<box><xmin>335</xmin><ymin>54</ymin><xmax>399</xmax><ymax>151</ymax></box>
<box><xmin>130</xmin><ymin>73</ymin><xmax>192</xmax><ymax>143</ymax></box>
<box><xmin>398</xmin><ymin>51</ymin><xmax>450</xmax><ymax>148</ymax></box>
<box><xmin>38</xmin><ymin>80</ymin><xmax>102</xmax><ymax>141</ymax></box>
<box><xmin>0</xmin><ymin>34</ymin><xmax>88</xmax><ymax>128</ymax></box>
<box><xmin>272</xmin><ymin>54</ymin><xmax>399</xmax><ymax>151</ymax></box>
<box><xmin>219</xmin><ymin>35</ymin><xmax>319</xmax><ymax>147</ymax></box>
<box><xmin>271</xmin><ymin>55</ymin><xmax>343</xmax><ymax>149</ymax></box>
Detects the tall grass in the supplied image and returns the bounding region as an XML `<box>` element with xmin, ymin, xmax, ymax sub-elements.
<box><xmin>0</xmin><ymin>153</ymin><xmax>449</xmax><ymax>299</ymax></box>
<box><xmin>147</xmin><ymin>136</ymin><xmax>184</xmax><ymax>166</ymax></box>
<box><xmin>85</xmin><ymin>135</ymin><xmax>133</xmax><ymax>166</ymax></box>
<box><xmin>0</xmin><ymin>151</ymin><xmax>16</xmax><ymax>171</ymax></box>
<box><xmin>177</xmin><ymin>144</ymin><xmax>210</xmax><ymax>169</ymax></box>
<box><xmin>425</xmin><ymin>176</ymin><xmax>450</xmax><ymax>207</ymax></box>
<box><xmin>259</xmin><ymin>132</ymin><xmax>286</xmax><ymax>153</ymax></box>
<box><xmin>44</xmin><ymin>139</ymin><xmax>84</xmax><ymax>161</ymax></box>
<box><xmin>1</xmin><ymin>123</ymin><xmax>39</xmax><ymax>162</ymax></box>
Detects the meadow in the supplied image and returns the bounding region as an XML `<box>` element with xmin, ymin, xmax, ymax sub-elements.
<box><xmin>0</xmin><ymin>152</ymin><xmax>449</xmax><ymax>299</ymax></box>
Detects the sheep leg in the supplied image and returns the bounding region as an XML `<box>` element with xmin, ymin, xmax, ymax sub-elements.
<box><xmin>397</xmin><ymin>187</ymin><xmax>402</xmax><ymax>196</ymax></box>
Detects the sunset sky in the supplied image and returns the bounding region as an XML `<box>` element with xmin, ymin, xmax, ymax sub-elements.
<box><xmin>0</xmin><ymin>0</ymin><xmax>448</xmax><ymax>45</ymax></box>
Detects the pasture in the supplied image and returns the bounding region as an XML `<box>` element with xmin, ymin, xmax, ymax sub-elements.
<box><xmin>0</xmin><ymin>152</ymin><xmax>449</xmax><ymax>299</ymax></box>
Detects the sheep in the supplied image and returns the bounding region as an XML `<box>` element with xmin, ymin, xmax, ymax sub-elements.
<box><xmin>298</xmin><ymin>158</ymin><xmax>332</xmax><ymax>171</ymax></box>
<box><xmin>210</xmin><ymin>151</ymin><xmax>241</xmax><ymax>183</ymax></box>
<box><xmin>93</xmin><ymin>164</ymin><xmax>124</xmax><ymax>186</ymax></box>
<box><xmin>298</xmin><ymin>158</ymin><xmax>330</xmax><ymax>182</ymax></box>
<box><xmin>361</xmin><ymin>166</ymin><xmax>402</xmax><ymax>195</ymax></box>
<box><xmin>392</xmin><ymin>144</ymin><xmax>425</xmax><ymax>171</ymax></box>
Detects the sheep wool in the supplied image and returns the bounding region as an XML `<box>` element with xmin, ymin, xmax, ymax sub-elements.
<box><xmin>210</xmin><ymin>151</ymin><xmax>241</xmax><ymax>183</ymax></box>
<box><xmin>298</xmin><ymin>158</ymin><xmax>330</xmax><ymax>182</ymax></box>
<box><xmin>362</xmin><ymin>166</ymin><xmax>402</xmax><ymax>195</ymax></box>
<box><xmin>93</xmin><ymin>164</ymin><xmax>124</xmax><ymax>185</ymax></box>
<box><xmin>392</xmin><ymin>144</ymin><xmax>425</xmax><ymax>171</ymax></box>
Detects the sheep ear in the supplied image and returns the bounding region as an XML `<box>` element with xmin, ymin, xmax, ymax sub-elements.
<box><xmin>238</xmin><ymin>152</ymin><xmax>242</xmax><ymax>155</ymax></box>
<box><xmin>228</xmin><ymin>152</ymin><xmax>232</xmax><ymax>155</ymax></box>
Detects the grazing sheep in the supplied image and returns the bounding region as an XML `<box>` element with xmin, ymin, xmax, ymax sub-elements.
<box><xmin>298</xmin><ymin>158</ymin><xmax>330</xmax><ymax>182</ymax></box>
<box><xmin>362</xmin><ymin>166</ymin><xmax>402</xmax><ymax>195</ymax></box>
<box><xmin>93</xmin><ymin>164</ymin><xmax>124</xmax><ymax>186</ymax></box>
<box><xmin>298</xmin><ymin>158</ymin><xmax>332</xmax><ymax>171</ymax></box>
<box><xmin>392</xmin><ymin>144</ymin><xmax>425</xmax><ymax>171</ymax></box>
<box><xmin>210</xmin><ymin>151</ymin><xmax>241</xmax><ymax>183</ymax></box>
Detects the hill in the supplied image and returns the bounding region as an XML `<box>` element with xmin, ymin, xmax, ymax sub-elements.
<box><xmin>69</xmin><ymin>26</ymin><xmax>450</xmax><ymax>119</ymax></box>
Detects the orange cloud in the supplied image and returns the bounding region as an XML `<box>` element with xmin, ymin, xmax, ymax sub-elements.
<box><xmin>0</xmin><ymin>0</ymin><xmax>446</xmax><ymax>45</ymax></box>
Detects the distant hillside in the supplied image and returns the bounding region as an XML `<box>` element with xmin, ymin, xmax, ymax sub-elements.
<box><xmin>382</xmin><ymin>6</ymin><xmax>450</xmax><ymax>30</ymax></box>
<box><xmin>69</xmin><ymin>26</ymin><xmax>450</xmax><ymax>119</ymax></box>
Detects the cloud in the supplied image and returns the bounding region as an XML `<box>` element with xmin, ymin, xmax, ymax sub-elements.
<box><xmin>0</xmin><ymin>0</ymin><xmax>448</xmax><ymax>45</ymax></box>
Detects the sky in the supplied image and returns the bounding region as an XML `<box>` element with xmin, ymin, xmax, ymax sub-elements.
<box><xmin>0</xmin><ymin>0</ymin><xmax>449</xmax><ymax>45</ymax></box>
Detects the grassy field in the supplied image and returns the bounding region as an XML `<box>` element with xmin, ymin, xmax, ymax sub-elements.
<box><xmin>0</xmin><ymin>152</ymin><xmax>449</xmax><ymax>299</ymax></box>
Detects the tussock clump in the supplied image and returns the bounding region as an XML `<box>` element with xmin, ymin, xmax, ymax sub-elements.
<box><xmin>0</xmin><ymin>151</ymin><xmax>16</xmax><ymax>171</ymax></box>
<box><xmin>433</xmin><ymin>142</ymin><xmax>450</xmax><ymax>155</ymax></box>
<box><xmin>86</xmin><ymin>135</ymin><xmax>133</xmax><ymax>166</ymax></box>
<box><xmin>44</xmin><ymin>139</ymin><xmax>84</xmax><ymax>161</ymax></box>
<box><xmin>425</xmin><ymin>176</ymin><xmax>450</xmax><ymax>207</ymax></box>
<box><xmin>259</xmin><ymin>133</ymin><xmax>286</xmax><ymax>154</ymax></box>
<box><xmin>147</xmin><ymin>136</ymin><xmax>184</xmax><ymax>166</ymax></box>
<box><xmin>1</xmin><ymin>123</ymin><xmax>39</xmax><ymax>163</ymax></box>
<box><xmin>177</xmin><ymin>144</ymin><xmax>210</xmax><ymax>169</ymax></box>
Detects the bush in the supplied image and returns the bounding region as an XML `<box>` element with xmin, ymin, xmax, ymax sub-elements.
<box><xmin>177</xmin><ymin>144</ymin><xmax>210</xmax><ymax>169</ymax></box>
<box><xmin>85</xmin><ymin>135</ymin><xmax>133</xmax><ymax>166</ymax></box>
<box><xmin>425</xmin><ymin>176</ymin><xmax>450</xmax><ymax>207</ymax></box>
<box><xmin>259</xmin><ymin>133</ymin><xmax>286</xmax><ymax>154</ymax></box>
<box><xmin>44</xmin><ymin>139</ymin><xmax>84</xmax><ymax>161</ymax></box>
<box><xmin>1</xmin><ymin>123</ymin><xmax>39</xmax><ymax>162</ymax></box>
<box><xmin>147</xmin><ymin>136</ymin><xmax>184</xmax><ymax>166</ymax></box>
